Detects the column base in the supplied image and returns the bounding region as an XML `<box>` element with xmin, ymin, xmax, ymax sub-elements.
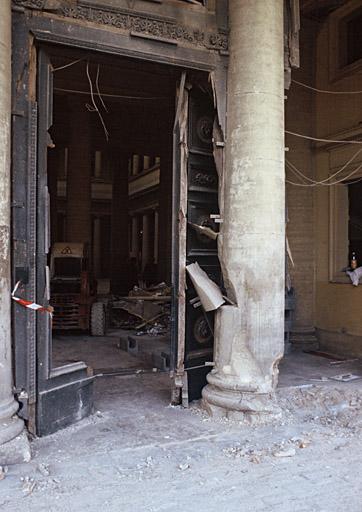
<box><xmin>202</xmin><ymin>384</ymin><xmax>281</xmax><ymax>424</ymax></box>
<box><xmin>0</xmin><ymin>408</ymin><xmax>24</xmax><ymax>445</ymax></box>
<box><xmin>0</xmin><ymin>431</ymin><xmax>31</xmax><ymax>465</ymax></box>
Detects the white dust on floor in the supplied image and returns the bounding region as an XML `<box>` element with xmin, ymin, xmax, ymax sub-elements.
<box><xmin>0</xmin><ymin>364</ymin><xmax>362</xmax><ymax>511</ymax></box>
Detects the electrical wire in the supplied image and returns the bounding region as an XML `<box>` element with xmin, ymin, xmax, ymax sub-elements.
<box><xmin>292</xmin><ymin>79</ymin><xmax>362</xmax><ymax>95</ymax></box>
<box><xmin>53</xmin><ymin>87</ymin><xmax>169</xmax><ymax>100</ymax></box>
<box><xmin>52</xmin><ymin>58</ymin><xmax>84</xmax><ymax>72</ymax></box>
<box><xmin>287</xmin><ymin>173</ymin><xmax>362</xmax><ymax>187</ymax></box>
<box><xmin>285</xmin><ymin>130</ymin><xmax>362</xmax><ymax>145</ymax></box>
<box><xmin>85</xmin><ymin>61</ymin><xmax>109</xmax><ymax>141</ymax></box>
<box><xmin>286</xmin><ymin>162</ymin><xmax>306</xmax><ymax>185</ymax></box>
<box><xmin>286</xmin><ymin>160</ymin><xmax>362</xmax><ymax>187</ymax></box>
<box><xmin>95</xmin><ymin>64</ymin><xmax>108</xmax><ymax>113</ymax></box>
<box><xmin>286</xmin><ymin>148</ymin><xmax>362</xmax><ymax>185</ymax></box>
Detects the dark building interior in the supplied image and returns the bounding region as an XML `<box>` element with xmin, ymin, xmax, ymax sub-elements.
<box><xmin>46</xmin><ymin>47</ymin><xmax>178</xmax><ymax>376</ymax></box>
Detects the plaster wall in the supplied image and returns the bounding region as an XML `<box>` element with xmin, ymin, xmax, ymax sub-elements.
<box><xmin>286</xmin><ymin>19</ymin><xmax>317</xmax><ymax>331</ymax></box>
<box><xmin>314</xmin><ymin>4</ymin><xmax>362</xmax><ymax>356</ymax></box>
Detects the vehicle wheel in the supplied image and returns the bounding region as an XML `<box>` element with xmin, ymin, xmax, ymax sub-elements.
<box><xmin>90</xmin><ymin>302</ymin><xmax>106</xmax><ymax>336</ymax></box>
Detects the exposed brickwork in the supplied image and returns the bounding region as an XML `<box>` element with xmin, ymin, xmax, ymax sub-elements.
<box><xmin>285</xmin><ymin>20</ymin><xmax>317</xmax><ymax>331</ymax></box>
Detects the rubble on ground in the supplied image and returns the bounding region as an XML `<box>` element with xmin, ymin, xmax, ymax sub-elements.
<box><xmin>111</xmin><ymin>282</ymin><xmax>171</xmax><ymax>336</ymax></box>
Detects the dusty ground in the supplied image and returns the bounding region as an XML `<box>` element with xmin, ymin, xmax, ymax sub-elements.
<box><xmin>1</xmin><ymin>353</ymin><xmax>362</xmax><ymax>511</ymax></box>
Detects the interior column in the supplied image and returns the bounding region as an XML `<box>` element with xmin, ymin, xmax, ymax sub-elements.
<box><xmin>0</xmin><ymin>0</ymin><xmax>30</xmax><ymax>463</ymax></box>
<box><xmin>157</xmin><ymin>149</ymin><xmax>173</xmax><ymax>283</ymax></box>
<box><xmin>141</xmin><ymin>213</ymin><xmax>150</xmax><ymax>272</ymax></box>
<box><xmin>154</xmin><ymin>210</ymin><xmax>159</xmax><ymax>264</ymax></box>
<box><xmin>47</xmin><ymin>146</ymin><xmax>65</xmax><ymax>244</ymax></box>
<box><xmin>93</xmin><ymin>217</ymin><xmax>101</xmax><ymax>278</ymax></box>
<box><xmin>202</xmin><ymin>0</ymin><xmax>285</xmax><ymax>421</ymax></box>
<box><xmin>110</xmin><ymin>153</ymin><xmax>130</xmax><ymax>295</ymax></box>
<box><xmin>66</xmin><ymin>99</ymin><xmax>92</xmax><ymax>245</ymax></box>
<box><xmin>131</xmin><ymin>215</ymin><xmax>139</xmax><ymax>260</ymax></box>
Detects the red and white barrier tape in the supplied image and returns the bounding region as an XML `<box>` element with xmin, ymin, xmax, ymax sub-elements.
<box><xmin>11</xmin><ymin>281</ymin><xmax>54</xmax><ymax>316</ymax></box>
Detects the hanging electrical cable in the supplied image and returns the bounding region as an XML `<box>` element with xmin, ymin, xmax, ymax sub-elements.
<box><xmin>52</xmin><ymin>58</ymin><xmax>84</xmax><ymax>72</ymax></box>
<box><xmin>285</xmin><ymin>130</ymin><xmax>362</xmax><ymax>145</ymax></box>
<box><xmin>53</xmin><ymin>87</ymin><xmax>169</xmax><ymax>100</ymax></box>
<box><xmin>286</xmin><ymin>148</ymin><xmax>362</xmax><ymax>186</ymax></box>
<box><xmin>85</xmin><ymin>60</ymin><xmax>109</xmax><ymax>141</ymax></box>
<box><xmin>95</xmin><ymin>64</ymin><xmax>108</xmax><ymax>113</ymax></box>
<box><xmin>286</xmin><ymin>160</ymin><xmax>362</xmax><ymax>187</ymax></box>
<box><xmin>292</xmin><ymin>79</ymin><xmax>362</xmax><ymax>95</ymax></box>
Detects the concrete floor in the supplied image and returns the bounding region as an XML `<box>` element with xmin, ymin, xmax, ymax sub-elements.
<box><xmin>52</xmin><ymin>331</ymin><xmax>362</xmax><ymax>386</ymax></box>
<box><xmin>52</xmin><ymin>332</ymin><xmax>150</xmax><ymax>372</ymax></box>
<box><xmin>279</xmin><ymin>350</ymin><xmax>362</xmax><ymax>387</ymax></box>
<box><xmin>1</xmin><ymin>351</ymin><xmax>362</xmax><ymax>511</ymax></box>
<box><xmin>52</xmin><ymin>330</ymin><xmax>170</xmax><ymax>372</ymax></box>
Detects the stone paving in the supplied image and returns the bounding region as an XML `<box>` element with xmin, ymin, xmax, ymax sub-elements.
<box><xmin>0</xmin><ymin>353</ymin><xmax>361</xmax><ymax>511</ymax></box>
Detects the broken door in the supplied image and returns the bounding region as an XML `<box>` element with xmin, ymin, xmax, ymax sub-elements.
<box><xmin>35</xmin><ymin>48</ymin><xmax>94</xmax><ymax>436</ymax></box>
<box><xmin>173</xmin><ymin>81</ymin><xmax>221</xmax><ymax>404</ymax></box>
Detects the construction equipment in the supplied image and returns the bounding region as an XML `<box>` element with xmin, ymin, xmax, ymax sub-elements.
<box><xmin>50</xmin><ymin>242</ymin><xmax>106</xmax><ymax>335</ymax></box>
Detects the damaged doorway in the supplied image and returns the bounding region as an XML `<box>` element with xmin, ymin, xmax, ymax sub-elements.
<box><xmin>47</xmin><ymin>49</ymin><xmax>175</xmax><ymax>376</ymax></box>
<box><xmin>33</xmin><ymin>45</ymin><xmax>220</xmax><ymax>435</ymax></box>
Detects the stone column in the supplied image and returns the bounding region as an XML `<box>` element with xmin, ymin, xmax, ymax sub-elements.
<box><xmin>143</xmin><ymin>155</ymin><xmax>151</xmax><ymax>171</ymax></box>
<box><xmin>110</xmin><ymin>153</ymin><xmax>130</xmax><ymax>295</ymax></box>
<box><xmin>93</xmin><ymin>217</ymin><xmax>101</xmax><ymax>278</ymax></box>
<box><xmin>132</xmin><ymin>154</ymin><xmax>140</xmax><ymax>176</ymax></box>
<box><xmin>66</xmin><ymin>99</ymin><xmax>92</xmax><ymax>244</ymax></box>
<box><xmin>141</xmin><ymin>213</ymin><xmax>150</xmax><ymax>272</ymax></box>
<box><xmin>157</xmin><ymin>150</ymin><xmax>173</xmax><ymax>283</ymax></box>
<box><xmin>0</xmin><ymin>0</ymin><xmax>31</xmax><ymax>463</ymax></box>
<box><xmin>154</xmin><ymin>210</ymin><xmax>159</xmax><ymax>264</ymax></box>
<box><xmin>131</xmin><ymin>216</ymin><xmax>139</xmax><ymax>260</ymax></box>
<box><xmin>202</xmin><ymin>0</ymin><xmax>285</xmax><ymax>422</ymax></box>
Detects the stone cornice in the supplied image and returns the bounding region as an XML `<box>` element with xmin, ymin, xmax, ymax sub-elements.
<box><xmin>12</xmin><ymin>0</ymin><xmax>228</xmax><ymax>51</ymax></box>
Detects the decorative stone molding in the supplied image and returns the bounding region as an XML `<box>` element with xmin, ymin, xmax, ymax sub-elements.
<box><xmin>12</xmin><ymin>0</ymin><xmax>228</xmax><ymax>51</ymax></box>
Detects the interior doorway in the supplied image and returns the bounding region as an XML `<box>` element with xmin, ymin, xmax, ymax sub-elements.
<box><xmin>29</xmin><ymin>42</ymin><xmax>220</xmax><ymax>435</ymax></box>
<box><xmin>46</xmin><ymin>48</ymin><xmax>177</xmax><ymax>380</ymax></box>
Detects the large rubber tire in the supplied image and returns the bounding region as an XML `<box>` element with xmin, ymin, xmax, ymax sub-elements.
<box><xmin>90</xmin><ymin>302</ymin><xmax>106</xmax><ymax>336</ymax></box>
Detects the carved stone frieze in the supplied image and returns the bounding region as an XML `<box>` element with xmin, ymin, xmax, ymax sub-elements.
<box><xmin>13</xmin><ymin>0</ymin><xmax>45</xmax><ymax>7</ymax></box>
<box><xmin>12</xmin><ymin>0</ymin><xmax>228</xmax><ymax>51</ymax></box>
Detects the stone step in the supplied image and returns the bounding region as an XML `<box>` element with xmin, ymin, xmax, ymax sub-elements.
<box><xmin>289</xmin><ymin>331</ymin><xmax>319</xmax><ymax>351</ymax></box>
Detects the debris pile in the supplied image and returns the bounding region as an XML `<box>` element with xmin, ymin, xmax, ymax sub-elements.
<box><xmin>111</xmin><ymin>282</ymin><xmax>171</xmax><ymax>336</ymax></box>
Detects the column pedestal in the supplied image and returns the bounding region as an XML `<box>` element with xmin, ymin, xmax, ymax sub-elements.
<box><xmin>202</xmin><ymin>307</ymin><xmax>280</xmax><ymax>423</ymax></box>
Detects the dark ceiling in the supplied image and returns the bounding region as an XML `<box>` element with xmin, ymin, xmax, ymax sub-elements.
<box><xmin>301</xmin><ymin>0</ymin><xmax>349</xmax><ymax>20</ymax></box>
